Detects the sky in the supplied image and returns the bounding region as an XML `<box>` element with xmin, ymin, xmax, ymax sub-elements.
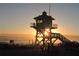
<box><xmin>0</xmin><ymin>3</ymin><xmax>79</xmax><ymax>36</ymax></box>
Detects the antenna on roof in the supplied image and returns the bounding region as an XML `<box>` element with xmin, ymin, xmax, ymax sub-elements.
<box><xmin>49</xmin><ymin>3</ymin><xmax>51</xmax><ymax>16</ymax></box>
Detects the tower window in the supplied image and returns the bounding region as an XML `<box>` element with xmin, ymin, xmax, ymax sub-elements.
<box><xmin>37</xmin><ymin>20</ymin><xmax>43</xmax><ymax>23</ymax></box>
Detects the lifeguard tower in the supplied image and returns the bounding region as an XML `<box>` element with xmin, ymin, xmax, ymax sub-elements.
<box><xmin>31</xmin><ymin>11</ymin><xmax>71</xmax><ymax>47</ymax></box>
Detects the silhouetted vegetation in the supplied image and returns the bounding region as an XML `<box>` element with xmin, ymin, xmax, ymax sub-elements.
<box><xmin>0</xmin><ymin>41</ymin><xmax>79</xmax><ymax>56</ymax></box>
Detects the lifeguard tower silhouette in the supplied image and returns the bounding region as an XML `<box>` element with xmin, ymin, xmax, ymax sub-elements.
<box><xmin>31</xmin><ymin>11</ymin><xmax>70</xmax><ymax>47</ymax></box>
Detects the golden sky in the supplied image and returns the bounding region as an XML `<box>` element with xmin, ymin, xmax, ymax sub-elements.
<box><xmin>0</xmin><ymin>4</ymin><xmax>79</xmax><ymax>42</ymax></box>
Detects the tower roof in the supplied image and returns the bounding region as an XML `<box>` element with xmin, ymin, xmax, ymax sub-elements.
<box><xmin>34</xmin><ymin>11</ymin><xmax>55</xmax><ymax>20</ymax></box>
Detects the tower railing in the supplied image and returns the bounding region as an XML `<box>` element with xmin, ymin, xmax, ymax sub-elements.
<box><xmin>30</xmin><ymin>23</ymin><xmax>36</xmax><ymax>28</ymax></box>
<box><xmin>52</xmin><ymin>24</ymin><xmax>58</xmax><ymax>29</ymax></box>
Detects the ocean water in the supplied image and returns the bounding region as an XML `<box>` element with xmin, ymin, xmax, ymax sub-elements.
<box><xmin>0</xmin><ymin>34</ymin><xmax>79</xmax><ymax>45</ymax></box>
<box><xmin>0</xmin><ymin>34</ymin><xmax>35</xmax><ymax>45</ymax></box>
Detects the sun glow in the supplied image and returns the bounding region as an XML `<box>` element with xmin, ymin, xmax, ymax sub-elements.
<box><xmin>37</xmin><ymin>38</ymin><xmax>43</xmax><ymax>41</ymax></box>
<box><xmin>51</xmin><ymin>29</ymin><xmax>60</xmax><ymax>33</ymax></box>
<box><xmin>44</xmin><ymin>28</ymin><xmax>60</xmax><ymax>37</ymax></box>
<box><xmin>44</xmin><ymin>28</ymin><xmax>50</xmax><ymax>36</ymax></box>
<box><xmin>44</xmin><ymin>31</ymin><xmax>49</xmax><ymax>36</ymax></box>
<box><xmin>45</xmin><ymin>28</ymin><xmax>50</xmax><ymax>32</ymax></box>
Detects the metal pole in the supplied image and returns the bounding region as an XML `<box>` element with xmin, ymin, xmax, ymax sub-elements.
<box><xmin>49</xmin><ymin>3</ymin><xmax>51</xmax><ymax>16</ymax></box>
